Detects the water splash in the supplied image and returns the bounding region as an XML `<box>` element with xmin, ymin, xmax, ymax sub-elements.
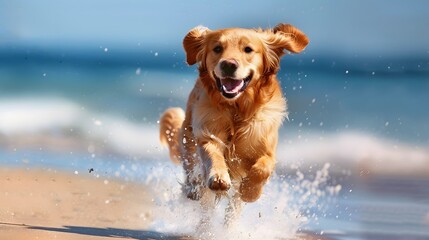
<box><xmin>145</xmin><ymin>162</ymin><xmax>340</xmax><ymax>239</ymax></box>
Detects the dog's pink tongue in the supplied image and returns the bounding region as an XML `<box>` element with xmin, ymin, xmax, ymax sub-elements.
<box><xmin>222</xmin><ymin>79</ymin><xmax>244</xmax><ymax>93</ymax></box>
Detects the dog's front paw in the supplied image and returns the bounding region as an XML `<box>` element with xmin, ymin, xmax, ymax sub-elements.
<box><xmin>239</xmin><ymin>177</ymin><xmax>263</xmax><ymax>202</ymax></box>
<box><xmin>208</xmin><ymin>171</ymin><xmax>231</xmax><ymax>192</ymax></box>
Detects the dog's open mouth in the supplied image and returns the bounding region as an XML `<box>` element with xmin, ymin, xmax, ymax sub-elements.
<box><xmin>214</xmin><ymin>71</ymin><xmax>253</xmax><ymax>99</ymax></box>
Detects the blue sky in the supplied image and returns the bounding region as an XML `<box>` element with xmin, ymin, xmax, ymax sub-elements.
<box><xmin>1</xmin><ymin>0</ymin><xmax>429</xmax><ymax>58</ymax></box>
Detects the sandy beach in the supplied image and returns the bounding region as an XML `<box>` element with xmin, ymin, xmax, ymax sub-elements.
<box><xmin>0</xmin><ymin>168</ymin><xmax>164</xmax><ymax>240</ymax></box>
<box><xmin>0</xmin><ymin>168</ymin><xmax>332</xmax><ymax>240</ymax></box>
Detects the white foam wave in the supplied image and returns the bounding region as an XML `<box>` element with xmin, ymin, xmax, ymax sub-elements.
<box><xmin>0</xmin><ymin>97</ymin><xmax>164</xmax><ymax>158</ymax></box>
<box><xmin>1</xmin><ymin>97</ymin><xmax>428</xmax><ymax>176</ymax></box>
<box><xmin>278</xmin><ymin>132</ymin><xmax>429</xmax><ymax>176</ymax></box>
<box><xmin>0</xmin><ymin>98</ymin><xmax>83</xmax><ymax>134</ymax></box>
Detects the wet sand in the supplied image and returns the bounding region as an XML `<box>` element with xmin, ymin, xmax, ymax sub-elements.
<box><xmin>0</xmin><ymin>168</ymin><xmax>328</xmax><ymax>240</ymax></box>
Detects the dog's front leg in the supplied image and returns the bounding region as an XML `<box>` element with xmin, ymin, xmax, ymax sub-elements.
<box><xmin>198</xmin><ymin>141</ymin><xmax>231</xmax><ymax>193</ymax></box>
<box><xmin>240</xmin><ymin>155</ymin><xmax>275</xmax><ymax>202</ymax></box>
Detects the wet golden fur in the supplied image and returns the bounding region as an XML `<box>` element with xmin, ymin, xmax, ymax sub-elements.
<box><xmin>160</xmin><ymin>24</ymin><xmax>308</xmax><ymax>215</ymax></box>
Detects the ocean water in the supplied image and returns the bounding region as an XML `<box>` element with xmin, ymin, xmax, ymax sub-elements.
<box><xmin>1</xmin><ymin>51</ymin><xmax>429</xmax><ymax>239</ymax></box>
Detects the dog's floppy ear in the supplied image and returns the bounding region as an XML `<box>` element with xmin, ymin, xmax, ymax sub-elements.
<box><xmin>271</xmin><ymin>23</ymin><xmax>309</xmax><ymax>55</ymax></box>
<box><xmin>262</xmin><ymin>23</ymin><xmax>309</xmax><ymax>73</ymax></box>
<box><xmin>183</xmin><ymin>26</ymin><xmax>211</xmax><ymax>65</ymax></box>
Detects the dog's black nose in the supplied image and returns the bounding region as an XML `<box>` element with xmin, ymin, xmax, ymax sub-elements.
<box><xmin>220</xmin><ymin>59</ymin><xmax>238</xmax><ymax>76</ymax></box>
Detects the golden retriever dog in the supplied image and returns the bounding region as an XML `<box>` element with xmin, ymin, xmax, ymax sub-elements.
<box><xmin>160</xmin><ymin>23</ymin><xmax>308</xmax><ymax>225</ymax></box>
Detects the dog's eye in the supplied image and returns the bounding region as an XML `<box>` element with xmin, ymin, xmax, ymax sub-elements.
<box><xmin>244</xmin><ymin>46</ymin><xmax>253</xmax><ymax>53</ymax></box>
<box><xmin>213</xmin><ymin>46</ymin><xmax>222</xmax><ymax>53</ymax></box>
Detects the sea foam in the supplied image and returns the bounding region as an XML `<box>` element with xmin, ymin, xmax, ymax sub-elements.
<box><xmin>1</xmin><ymin>97</ymin><xmax>428</xmax><ymax>176</ymax></box>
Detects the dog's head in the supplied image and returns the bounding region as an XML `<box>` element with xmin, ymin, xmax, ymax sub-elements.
<box><xmin>183</xmin><ymin>23</ymin><xmax>309</xmax><ymax>100</ymax></box>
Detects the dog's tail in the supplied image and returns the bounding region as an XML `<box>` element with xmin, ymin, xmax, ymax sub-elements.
<box><xmin>159</xmin><ymin>107</ymin><xmax>185</xmax><ymax>164</ymax></box>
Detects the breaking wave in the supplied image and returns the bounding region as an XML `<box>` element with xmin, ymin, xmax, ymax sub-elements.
<box><xmin>1</xmin><ymin>97</ymin><xmax>428</xmax><ymax>176</ymax></box>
